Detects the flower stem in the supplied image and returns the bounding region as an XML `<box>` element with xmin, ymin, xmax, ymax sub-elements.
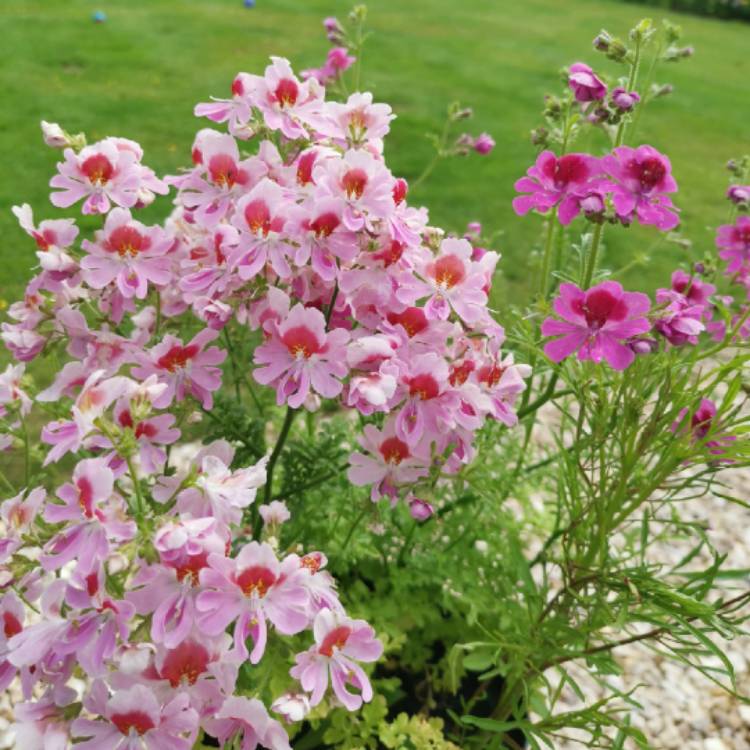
<box><xmin>263</xmin><ymin>406</ymin><xmax>297</xmax><ymax>505</ymax></box>
<box><xmin>614</xmin><ymin>38</ymin><xmax>642</xmax><ymax>148</ymax></box>
<box><xmin>581</xmin><ymin>223</ymin><xmax>604</xmax><ymax>289</ymax></box>
<box><xmin>538</xmin><ymin>218</ymin><xmax>557</xmax><ymax>298</ymax></box>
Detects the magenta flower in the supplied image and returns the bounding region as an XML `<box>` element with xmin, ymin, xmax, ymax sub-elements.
<box><xmin>512</xmin><ymin>151</ymin><xmax>603</xmax><ymax>225</ymax></box>
<box><xmin>669</xmin><ymin>269</ymin><xmax>716</xmax><ymax>307</ymax></box>
<box><xmin>672</xmin><ymin>398</ymin><xmax>735</xmax><ymax>458</ymax></box>
<box><xmin>727</xmin><ymin>185</ymin><xmax>750</xmax><ymax>207</ymax></box>
<box><xmin>602</xmin><ymin>145</ymin><xmax>679</xmax><ymax>231</ymax></box>
<box><xmin>204</xmin><ymin>697</ymin><xmax>291</xmax><ymax>750</ymax></box>
<box><xmin>568</xmin><ymin>62</ymin><xmax>607</xmax><ymax>102</ymax></box>
<box><xmin>653</xmin><ymin>289</ymin><xmax>705</xmax><ymax>346</ymax></box>
<box><xmin>196</xmin><ymin>542</ymin><xmax>309</xmax><ymax>663</ymax></box>
<box><xmin>408</xmin><ymin>496</ymin><xmax>434</xmax><ymax>521</ymax></box>
<box><xmin>132</xmin><ymin>329</ymin><xmax>226</xmax><ymax>410</ymax></box>
<box><xmin>49</xmin><ymin>140</ymin><xmax>142</xmax><ymax>214</ymax></box>
<box><xmin>81</xmin><ymin>208</ymin><xmax>173</xmax><ymax>299</ymax></box>
<box><xmin>290</xmin><ymin>609</ymin><xmax>383</xmax><ymax>711</ymax></box>
<box><xmin>253</xmin><ymin>303</ymin><xmax>349</xmax><ymax>409</ymax></box>
<box><xmin>302</xmin><ymin>47</ymin><xmax>356</xmax><ymax>85</ymax></box>
<box><xmin>542</xmin><ymin>281</ymin><xmax>651</xmax><ymax>370</ymax></box>
<box><xmin>716</xmin><ymin>216</ymin><xmax>750</xmax><ymax>274</ymax></box>
<box><xmin>347</xmin><ymin>419</ymin><xmax>429</xmax><ymax>502</ymax></box>
<box><xmin>473</xmin><ymin>132</ymin><xmax>495</xmax><ymax>155</ymax></box>
<box><xmin>71</xmin><ymin>683</ymin><xmax>198</xmax><ymax>750</ymax></box>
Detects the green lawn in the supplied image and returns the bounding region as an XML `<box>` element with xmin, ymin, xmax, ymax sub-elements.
<box><xmin>1</xmin><ymin>0</ymin><xmax>748</xmax><ymax>308</ymax></box>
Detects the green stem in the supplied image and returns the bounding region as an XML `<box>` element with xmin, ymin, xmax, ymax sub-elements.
<box><xmin>263</xmin><ymin>406</ymin><xmax>297</xmax><ymax>504</ymax></box>
<box><xmin>341</xmin><ymin>503</ymin><xmax>369</xmax><ymax>552</ymax></box>
<box><xmin>125</xmin><ymin>453</ymin><xmax>146</xmax><ymax>519</ymax></box>
<box><xmin>581</xmin><ymin>223</ymin><xmax>604</xmax><ymax>289</ymax></box>
<box><xmin>0</xmin><ymin>469</ymin><xmax>15</xmax><ymax>493</ymax></box>
<box><xmin>397</xmin><ymin>520</ymin><xmax>419</xmax><ymax>565</ymax></box>
<box><xmin>538</xmin><ymin>218</ymin><xmax>557</xmax><ymax>298</ymax></box>
<box><xmin>614</xmin><ymin>38</ymin><xmax>642</xmax><ymax>148</ymax></box>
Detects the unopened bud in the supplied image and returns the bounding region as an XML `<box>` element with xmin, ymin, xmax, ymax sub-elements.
<box><xmin>530</xmin><ymin>126</ymin><xmax>548</xmax><ymax>146</ymax></box>
<box><xmin>652</xmin><ymin>83</ymin><xmax>674</xmax><ymax>99</ymax></box>
<box><xmin>629</xmin><ymin>18</ymin><xmax>653</xmax><ymax>43</ymax></box>
<box><xmin>693</xmin><ymin>262</ymin><xmax>706</xmax><ymax>275</ymax></box>
<box><xmin>593</xmin><ymin>31</ymin><xmax>611</xmax><ymax>52</ymax></box>
<box><xmin>606</xmin><ymin>38</ymin><xmax>628</xmax><ymax>63</ymax></box>
<box><xmin>454</xmin><ymin>107</ymin><xmax>474</xmax><ymax>120</ymax></box>
<box><xmin>544</xmin><ymin>95</ymin><xmax>563</xmax><ymax>118</ymax></box>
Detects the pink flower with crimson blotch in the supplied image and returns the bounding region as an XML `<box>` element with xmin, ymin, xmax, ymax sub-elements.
<box><xmin>0</xmin><ymin>592</ymin><xmax>24</xmax><ymax>691</ymax></box>
<box><xmin>194</xmin><ymin>72</ymin><xmax>255</xmax><ymax>135</ymax></box>
<box><xmin>71</xmin><ymin>683</ymin><xmax>198</xmax><ymax>750</ymax></box>
<box><xmin>112</xmin><ymin>399</ymin><xmax>180</xmax><ymax>475</ymax></box>
<box><xmin>395</xmin><ymin>352</ymin><xmax>459</xmax><ymax>445</ymax></box>
<box><xmin>230</xmin><ymin>177</ymin><xmax>295</xmax><ymax>279</ymax></box>
<box><xmin>321</xmin><ymin>91</ymin><xmax>395</xmax><ymax>145</ymax></box>
<box><xmin>716</xmin><ymin>216</ymin><xmax>750</xmax><ymax>274</ymax></box>
<box><xmin>196</xmin><ymin>542</ymin><xmax>309</xmax><ymax>663</ymax></box>
<box><xmin>254</xmin><ymin>303</ymin><xmax>349</xmax><ymax>409</ymax></box>
<box><xmin>81</xmin><ymin>208</ymin><xmax>173</xmax><ymax>299</ymax></box>
<box><xmin>542</xmin><ymin>281</ymin><xmax>651</xmax><ymax>370</ymax></box>
<box><xmin>602</xmin><ymin>145</ymin><xmax>679</xmax><ymax>231</ymax></box>
<box><xmin>314</xmin><ymin>149</ymin><xmax>395</xmax><ymax>231</ymax></box>
<box><xmin>653</xmin><ymin>288</ymin><xmax>706</xmax><ymax>346</ymax></box>
<box><xmin>204</xmin><ymin>696</ymin><xmax>291</xmax><ymax>750</ymax></box>
<box><xmin>347</xmin><ymin>419</ymin><xmax>429</xmax><ymax>502</ymax></box>
<box><xmin>251</xmin><ymin>57</ymin><xmax>324</xmax><ymax>140</ymax></box>
<box><xmin>512</xmin><ymin>151</ymin><xmax>603</xmax><ymax>225</ymax></box>
<box><xmin>0</xmin><ymin>487</ymin><xmax>45</xmax><ymax>563</ymax></box>
<box><xmin>49</xmin><ymin>140</ymin><xmax>142</xmax><ymax>215</ymax></box>
<box><xmin>302</xmin><ymin>47</ymin><xmax>356</xmax><ymax>85</ymax></box>
<box><xmin>672</xmin><ymin>398</ymin><xmax>735</xmax><ymax>458</ymax></box>
<box><xmin>12</xmin><ymin>203</ymin><xmax>79</xmax><ymax>275</ymax></box>
<box><xmin>568</xmin><ymin>62</ymin><xmax>607</xmax><ymax>102</ymax></box>
<box><xmin>132</xmin><ymin>328</ymin><xmax>226</xmax><ymax>410</ymax></box>
<box><xmin>397</xmin><ymin>238</ymin><xmax>493</xmax><ymax>325</ymax></box>
<box><xmin>290</xmin><ymin>609</ymin><xmax>383</xmax><ymax>711</ymax></box>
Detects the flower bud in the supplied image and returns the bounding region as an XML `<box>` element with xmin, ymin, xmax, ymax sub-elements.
<box><xmin>530</xmin><ymin>126</ymin><xmax>548</xmax><ymax>147</ymax></box>
<box><xmin>409</xmin><ymin>496</ymin><xmax>434</xmax><ymax>521</ymax></box>
<box><xmin>544</xmin><ymin>95</ymin><xmax>563</xmax><ymax>119</ymax></box>
<box><xmin>473</xmin><ymin>132</ymin><xmax>495</xmax><ymax>155</ymax></box>
<box><xmin>727</xmin><ymin>185</ymin><xmax>750</xmax><ymax>207</ymax></box>
<box><xmin>629</xmin><ymin>336</ymin><xmax>659</xmax><ymax>355</ymax></box>
<box><xmin>606</xmin><ymin>38</ymin><xmax>628</xmax><ymax>63</ymax></box>
<box><xmin>610</xmin><ymin>87</ymin><xmax>640</xmax><ymax>112</ymax></box>
<box><xmin>629</xmin><ymin>18</ymin><xmax>654</xmax><ymax>43</ymax></box>
<box><xmin>593</xmin><ymin>31</ymin><xmax>611</xmax><ymax>52</ymax></box>
<box><xmin>652</xmin><ymin>83</ymin><xmax>674</xmax><ymax>99</ymax></box>
<box><xmin>271</xmin><ymin>693</ymin><xmax>311</xmax><ymax>724</ymax></box>
<box><xmin>693</xmin><ymin>262</ymin><xmax>706</xmax><ymax>276</ymax></box>
<box><xmin>40</xmin><ymin>121</ymin><xmax>68</xmax><ymax>148</ymax></box>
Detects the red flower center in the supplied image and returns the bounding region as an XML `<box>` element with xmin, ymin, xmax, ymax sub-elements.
<box><xmin>433</xmin><ymin>255</ymin><xmax>466</xmax><ymax>288</ymax></box>
<box><xmin>301</xmin><ymin>553</ymin><xmax>323</xmax><ymax>572</ymax></box>
<box><xmin>231</xmin><ymin>75</ymin><xmax>245</xmax><ymax>97</ymax></box>
<box><xmin>107</xmin><ymin>225</ymin><xmax>149</xmax><ymax>258</ymax></box>
<box><xmin>208</xmin><ymin>154</ymin><xmax>241</xmax><ymax>188</ymax></box>
<box><xmin>156</xmin><ymin>344</ymin><xmax>199</xmax><ymax>372</ymax></box>
<box><xmin>244</xmin><ymin>200</ymin><xmax>272</xmax><ymax>236</ymax></box>
<box><xmin>111</xmin><ymin>711</ymin><xmax>156</xmax><ymax>736</ymax></box>
<box><xmin>478</xmin><ymin>364</ymin><xmax>505</xmax><ymax>387</ymax></box>
<box><xmin>275</xmin><ymin>78</ymin><xmax>299</xmax><ymax>107</ymax></box>
<box><xmin>160</xmin><ymin>641</ymin><xmax>210</xmax><ymax>687</ymax></box>
<box><xmin>342</xmin><ymin>168</ymin><xmax>368</xmax><ymax>199</ymax></box>
<box><xmin>81</xmin><ymin>153</ymin><xmax>115</xmax><ymax>185</ymax></box>
<box><xmin>297</xmin><ymin>152</ymin><xmax>316</xmax><ymax>186</ymax></box>
<box><xmin>374</xmin><ymin>240</ymin><xmax>404</xmax><ymax>267</ymax></box>
<box><xmin>3</xmin><ymin>611</ymin><xmax>22</xmax><ymax>639</ymax></box>
<box><xmin>551</xmin><ymin>154</ymin><xmax>589</xmax><ymax>188</ymax></box>
<box><xmin>450</xmin><ymin>360</ymin><xmax>475</xmax><ymax>386</ymax></box>
<box><xmin>630</xmin><ymin>156</ymin><xmax>666</xmax><ymax>191</ymax></box>
<box><xmin>387</xmin><ymin>307</ymin><xmax>428</xmax><ymax>337</ymax></box>
<box><xmin>392</xmin><ymin>178</ymin><xmax>408</xmax><ymax>205</ymax></box>
<box><xmin>732</xmin><ymin>224</ymin><xmax>750</xmax><ymax>248</ymax></box>
<box><xmin>235</xmin><ymin>565</ymin><xmax>276</xmax><ymax>597</ymax></box>
<box><xmin>77</xmin><ymin>476</ymin><xmax>95</xmax><ymax>518</ymax></box>
<box><xmin>281</xmin><ymin>326</ymin><xmax>322</xmax><ymax>359</ymax></box>
<box><xmin>319</xmin><ymin>625</ymin><xmax>352</xmax><ymax>657</ymax></box>
<box><xmin>310</xmin><ymin>212</ymin><xmax>340</xmax><ymax>239</ymax></box>
<box><xmin>173</xmin><ymin>551</ymin><xmax>209</xmax><ymax>585</ymax></box>
<box><xmin>408</xmin><ymin>373</ymin><xmax>440</xmax><ymax>400</ymax></box>
<box><xmin>575</xmin><ymin>288</ymin><xmax>626</xmax><ymax>329</ymax></box>
<box><xmin>379</xmin><ymin>436</ymin><xmax>410</xmax><ymax>465</ymax></box>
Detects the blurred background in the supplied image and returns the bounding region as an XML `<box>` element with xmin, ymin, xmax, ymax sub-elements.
<box><xmin>1</xmin><ymin>0</ymin><xmax>748</xmax><ymax>304</ymax></box>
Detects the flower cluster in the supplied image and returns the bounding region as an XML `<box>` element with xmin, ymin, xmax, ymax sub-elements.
<box><xmin>0</xmin><ymin>48</ymin><xmax>527</xmax><ymax>747</ymax></box>
<box><xmin>513</xmin><ymin>144</ymin><xmax>679</xmax><ymax>231</ymax></box>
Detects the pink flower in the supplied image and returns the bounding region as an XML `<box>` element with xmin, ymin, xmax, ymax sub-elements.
<box><xmin>271</xmin><ymin>692</ymin><xmax>311</xmax><ymax>724</ymax></box>
<box><xmin>396</xmin><ymin>238</ymin><xmax>493</xmax><ymax>324</ymax></box>
<box><xmin>290</xmin><ymin>609</ymin><xmax>382</xmax><ymax>711</ymax></box>
<box><xmin>259</xmin><ymin>500</ymin><xmax>291</xmax><ymax>527</ymax></box>
<box><xmin>653</xmin><ymin>273</ymin><xmax>713</xmax><ymax>347</ymax></box>
<box><xmin>71</xmin><ymin>683</ymin><xmax>198</xmax><ymax>750</ymax></box>
<box><xmin>252</xmin><ymin>57</ymin><xmax>324</xmax><ymax>140</ymax></box>
<box><xmin>473</xmin><ymin>133</ymin><xmax>495</xmax><ymax>155</ymax></box>
<box><xmin>81</xmin><ymin>208</ymin><xmax>173</xmax><ymax>299</ymax></box>
<box><xmin>196</xmin><ymin>542</ymin><xmax>309</xmax><ymax>663</ymax></box>
<box><xmin>302</xmin><ymin>47</ymin><xmax>356</xmax><ymax>85</ymax></box>
<box><xmin>716</xmin><ymin>216</ymin><xmax>750</xmax><ymax>274</ymax></box>
<box><xmin>0</xmin><ymin>593</ymin><xmax>24</xmax><ymax>691</ymax></box>
<box><xmin>568</xmin><ymin>62</ymin><xmax>607</xmax><ymax>102</ymax></box>
<box><xmin>230</xmin><ymin>177</ymin><xmax>294</xmax><ymax>279</ymax></box>
<box><xmin>314</xmin><ymin>149</ymin><xmax>395</xmax><ymax>231</ymax></box>
<box><xmin>44</xmin><ymin>457</ymin><xmax>114</xmax><ymax>525</ymax></box>
<box><xmin>602</xmin><ymin>145</ymin><xmax>679</xmax><ymax>231</ymax></box>
<box><xmin>132</xmin><ymin>329</ymin><xmax>226</xmax><ymax>410</ymax></box>
<box><xmin>12</xmin><ymin>203</ymin><xmax>79</xmax><ymax>275</ymax></box>
<box><xmin>322</xmin><ymin>92</ymin><xmax>395</xmax><ymax>144</ymax></box>
<box><xmin>205</xmin><ymin>697</ymin><xmax>291</xmax><ymax>750</ymax></box>
<box><xmin>542</xmin><ymin>282</ymin><xmax>651</xmax><ymax>370</ymax></box>
<box><xmin>194</xmin><ymin>73</ymin><xmax>255</xmax><ymax>135</ymax></box>
<box><xmin>49</xmin><ymin>140</ymin><xmax>142</xmax><ymax>215</ymax></box>
<box><xmin>347</xmin><ymin>420</ymin><xmax>429</xmax><ymax>502</ymax></box>
<box><xmin>512</xmin><ymin>151</ymin><xmax>603</xmax><ymax>225</ymax></box>
<box><xmin>0</xmin><ymin>488</ymin><xmax>46</xmax><ymax>563</ymax></box>
<box><xmin>253</xmin><ymin>304</ymin><xmax>349</xmax><ymax>408</ymax></box>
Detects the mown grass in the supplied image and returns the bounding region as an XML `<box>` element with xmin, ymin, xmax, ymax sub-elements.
<box><xmin>0</xmin><ymin>0</ymin><xmax>748</xmax><ymax>306</ymax></box>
